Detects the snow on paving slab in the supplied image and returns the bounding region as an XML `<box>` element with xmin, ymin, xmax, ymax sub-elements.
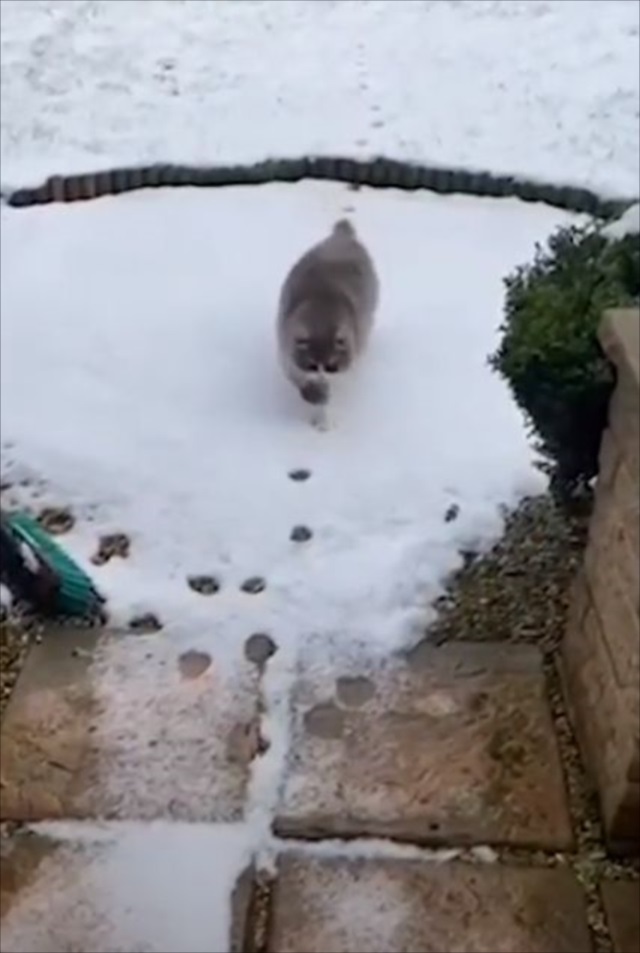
<box><xmin>1</xmin><ymin>180</ymin><xmax>566</xmax><ymax>660</ymax></box>
<box><xmin>1</xmin><ymin>0</ymin><xmax>638</xmax><ymax>197</ymax></box>
<box><xmin>275</xmin><ymin>642</ymin><xmax>574</xmax><ymax>850</ymax></box>
<box><xmin>0</xmin><ymin>820</ymin><xmax>253</xmax><ymax>953</ymax></box>
<box><xmin>0</xmin><ymin>626</ymin><xmax>260</xmax><ymax>822</ymax></box>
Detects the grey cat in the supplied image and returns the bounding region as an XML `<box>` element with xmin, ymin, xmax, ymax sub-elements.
<box><xmin>276</xmin><ymin>218</ymin><xmax>379</xmax><ymax>428</ymax></box>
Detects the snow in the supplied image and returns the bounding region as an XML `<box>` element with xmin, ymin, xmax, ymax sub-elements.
<box><xmin>317</xmin><ymin>858</ymin><xmax>410</xmax><ymax>952</ymax></box>
<box><xmin>1</xmin><ymin>181</ymin><xmax>562</xmax><ymax>657</ymax></box>
<box><xmin>1</xmin><ymin>0</ymin><xmax>639</xmax><ymax>198</ymax></box>
<box><xmin>1</xmin><ymin>821</ymin><xmax>253</xmax><ymax>953</ymax></box>
<box><xmin>603</xmin><ymin>201</ymin><xmax>640</xmax><ymax>239</ymax></box>
<box><xmin>2</xmin><ymin>1</ymin><xmax>631</xmax><ymax>944</ymax></box>
<box><xmin>0</xmin><ymin>582</ymin><xmax>14</xmax><ymax>611</ymax></box>
<box><xmin>83</xmin><ymin>632</ymin><xmax>258</xmax><ymax>822</ymax></box>
<box><xmin>0</xmin><ymin>820</ymin><xmax>499</xmax><ymax>953</ymax></box>
<box><xmin>18</xmin><ymin>538</ymin><xmax>40</xmax><ymax>574</ymax></box>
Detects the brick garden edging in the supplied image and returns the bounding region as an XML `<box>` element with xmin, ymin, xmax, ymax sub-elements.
<box><xmin>3</xmin><ymin>156</ymin><xmax>636</xmax><ymax>217</ymax></box>
<box><xmin>563</xmin><ymin>307</ymin><xmax>640</xmax><ymax>855</ymax></box>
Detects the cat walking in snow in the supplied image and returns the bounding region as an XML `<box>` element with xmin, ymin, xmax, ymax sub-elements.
<box><xmin>276</xmin><ymin>219</ymin><xmax>379</xmax><ymax>430</ymax></box>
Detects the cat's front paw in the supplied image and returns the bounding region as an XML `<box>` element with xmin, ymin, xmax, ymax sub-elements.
<box><xmin>310</xmin><ymin>405</ymin><xmax>330</xmax><ymax>432</ymax></box>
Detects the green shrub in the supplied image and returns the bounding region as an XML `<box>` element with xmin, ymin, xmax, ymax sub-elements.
<box><xmin>490</xmin><ymin>222</ymin><xmax>639</xmax><ymax>498</ymax></box>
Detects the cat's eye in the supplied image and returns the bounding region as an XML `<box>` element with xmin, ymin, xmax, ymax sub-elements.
<box><xmin>335</xmin><ymin>336</ymin><xmax>347</xmax><ymax>351</ymax></box>
<box><xmin>295</xmin><ymin>339</ymin><xmax>309</xmax><ymax>351</ymax></box>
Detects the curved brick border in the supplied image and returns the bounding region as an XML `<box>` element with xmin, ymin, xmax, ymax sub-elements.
<box><xmin>5</xmin><ymin>157</ymin><xmax>636</xmax><ymax>218</ymax></box>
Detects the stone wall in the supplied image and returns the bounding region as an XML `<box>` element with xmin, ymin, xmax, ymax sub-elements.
<box><xmin>563</xmin><ymin>307</ymin><xmax>639</xmax><ymax>854</ymax></box>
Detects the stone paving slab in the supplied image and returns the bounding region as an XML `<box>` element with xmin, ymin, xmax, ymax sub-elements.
<box><xmin>0</xmin><ymin>822</ymin><xmax>253</xmax><ymax>953</ymax></box>
<box><xmin>0</xmin><ymin>626</ymin><xmax>259</xmax><ymax>822</ymax></box>
<box><xmin>601</xmin><ymin>880</ymin><xmax>640</xmax><ymax>953</ymax></box>
<box><xmin>276</xmin><ymin>642</ymin><xmax>572</xmax><ymax>849</ymax></box>
<box><xmin>268</xmin><ymin>853</ymin><xmax>592</xmax><ymax>953</ymax></box>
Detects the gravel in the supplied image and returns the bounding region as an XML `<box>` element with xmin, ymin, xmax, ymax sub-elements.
<box><xmin>426</xmin><ymin>492</ymin><xmax>590</xmax><ymax>650</ymax></box>
<box><xmin>0</xmin><ymin>619</ymin><xmax>27</xmax><ymax>719</ymax></box>
<box><xmin>0</xmin><ymin>610</ymin><xmax>41</xmax><ymax>720</ymax></box>
<box><xmin>420</xmin><ymin>489</ymin><xmax>638</xmax><ymax>953</ymax></box>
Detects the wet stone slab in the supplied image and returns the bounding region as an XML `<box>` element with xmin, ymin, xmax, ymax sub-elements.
<box><xmin>275</xmin><ymin>642</ymin><xmax>572</xmax><ymax>849</ymax></box>
<box><xmin>0</xmin><ymin>822</ymin><xmax>253</xmax><ymax>953</ymax></box>
<box><xmin>268</xmin><ymin>853</ymin><xmax>592</xmax><ymax>953</ymax></box>
<box><xmin>601</xmin><ymin>880</ymin><xmax>640</xmax><ymax>953</ymax></box>
<box><xmin>0</xmin><ymin>626</ymin><xmax>258</xmax><ymax>822</ymax></box>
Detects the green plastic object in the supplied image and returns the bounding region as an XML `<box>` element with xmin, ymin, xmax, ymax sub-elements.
<box><xmin>4</xmin><ymin>510</ymin><xmax>106</xmax><ymax>620</ymax></box>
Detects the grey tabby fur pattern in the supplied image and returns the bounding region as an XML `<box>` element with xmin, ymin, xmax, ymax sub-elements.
<box><xmin>276</xmin><ymin>218</ymin><xmax>379</xmax><ymax>429</ymax></box>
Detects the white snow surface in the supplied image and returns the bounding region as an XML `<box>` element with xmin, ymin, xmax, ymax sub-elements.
<box><xmin>0</xmin><ymin>581</ymin><xmax>14</xmax><ymax>611</ymax></box>
<box><xmin>1</xmin><ymin>0</ymin><xmax>639</xmax><ymax>197</ymax></box>
<box><xmin>1</xmin><ymin>181</ymin><xmax>575</xmax><ymax>949</ymax></box>
<box><xmin>603</xmin><ymin>201</ymin><xmax>640</xmax><ymax>239</ymax></box>
<box><xmin>0</xmin><ymin>819</ymin><xmax>496</xmax><ymax>953</ymax></box>
<box><xmin>1</xmin><ymin>181</ymin><xmax>560</xmax><ymax>655</ymax></box>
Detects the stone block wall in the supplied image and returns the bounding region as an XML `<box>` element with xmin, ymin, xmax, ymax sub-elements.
<box><xmin>563</xmin><ymin>307</ymin><xmax>639</xmax><ymax>854</ymax></box>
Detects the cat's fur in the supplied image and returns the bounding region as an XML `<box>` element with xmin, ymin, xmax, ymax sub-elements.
<box><xmin>277</xmin><ymin>219</ymin><xmax>379</xmax><ymax>428</ymax></box>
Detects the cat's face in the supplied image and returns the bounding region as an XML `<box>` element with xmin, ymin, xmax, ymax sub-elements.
<box><xmin>293</xmin><ymin>328</ymin><xmax>353</xmax><ymax>374</ymax></box>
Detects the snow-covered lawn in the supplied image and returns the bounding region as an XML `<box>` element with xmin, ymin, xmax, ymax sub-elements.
<box><xmin>1</xmin><ymin>182</ymin><xmax>568</xmax><ymax>655</ymax></box>
<box><xmin>1</xmin><ymin>0</ymin><xmax>639</xmax><ymax>196</ymax></box>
